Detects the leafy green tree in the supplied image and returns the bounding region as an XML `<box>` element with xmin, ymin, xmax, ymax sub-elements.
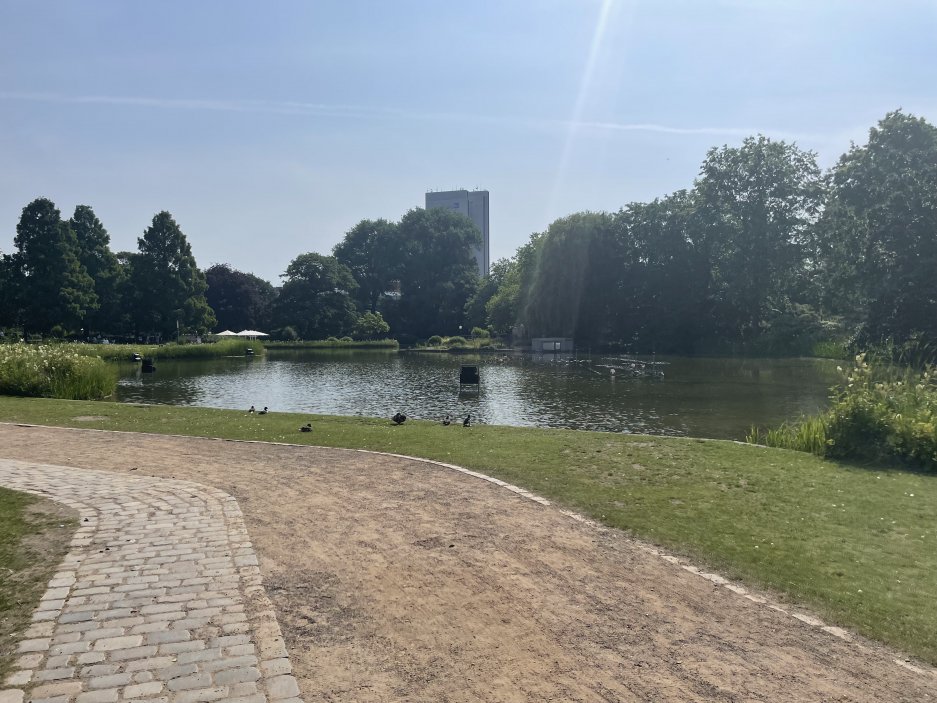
<box><xmin>274</xmin><ymin>253</ymin><xmax>358</xmax><ymax>339</ymax></box>
<box><xmin>69</xmin><ymin>205</ymin><xmax>123</xmax><ymax>336</ymax></box>
<box><xmin>0</xmin><ymin>251</ymin><xmax>23</xmax><ymax>331</ymax></box>
<box><xmin>519</xmin><ymin>212</ymin><xmax>620</xmax><ymax>343</ymax></box>
<box><xmin>823</xmin><ymin>110</ymin><xmax>937</xmax><ymax>344</ymax></box>
<box><xmin>694</xmin><ymin>136</ymin><xmax>823</xmax><ymax>339</ymax></box>
<box><xmin>392</xmin><ymin>207</ymin><xmax>481</xmax><ymax>338</ymax></box>
<box><xmin>13</xmin><ymin>198</ymin><xmax>97</xmax><ymax>337</ymax></box>
<box><xmin>464</xmin><ymin>258</ymin><xmax>514</xmax><ymax>331</ymax></box>
<box><xmin>614</xmin><ymin>191</ymin><xmax>710</xmax><ymax>352</ymax></box>
<box><xmin>486</xmin><ymin>235</ymin><xmax>543</xmax><ymax>340</ymax></box>
<box><xmin>352</xmin><ymin>311</ymin><xmax>390</xmax><ymax>340</ymax></box>
<box><xmin>130</xmin><ymin>211</ymin><xmax>215</xmax><ymax>338</ymax></box>
<box><xmin>332</xmin><ymin>219</ymin><xmax>399</xmax><ymax>313</ymax></box>
<box><xmin>205</xmin><ymin>264</ymin><xmax>276</xmax><ymax>332</ymax></box>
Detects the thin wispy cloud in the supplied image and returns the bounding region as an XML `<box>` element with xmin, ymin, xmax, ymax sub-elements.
<box><xmin>0</xmin><ymin>91</ymin><xmax>818</xmax><ymax>142</ymax></box>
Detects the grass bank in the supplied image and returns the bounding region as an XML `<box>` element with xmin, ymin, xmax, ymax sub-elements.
<box><xmin>263</xmin><ymin>339</ymin><xmax>398</xmax><ymax>350</ymax></box>
<box><xmin>0</xmin><ymin>397</ymin><xmax>934</xmax><ymax>664</ymax></box>
<box><xmin>69</xmin><ymin>339</ymin><xmax>260</xmax><ymax>361</ymax></box>
<box><xmin>0</xmin><ymin>486</ymin><xmax>76</xmax><ymax>680</ymax></box>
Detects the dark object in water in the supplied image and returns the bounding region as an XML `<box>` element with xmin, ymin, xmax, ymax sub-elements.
<box><xmin>463</xmin><ymin>414</ymin><xmax>471</xmax><ymax>427</ymax></box>
<box><xmin>300</xmin><ymin>423</ymin><xmax>312</xmax><ymax>432</ymax></box>
<box><xmin>442</xmin><ymin>414</ymin><xmax>451</xmax><ymax>426</ymax></box>
<box><xmin>459</xmin><ymin>364</ymin><xmax>480</xmax><ymax>387</ymax></box>
<box><xmin>258</xmin><ymin>406</ymin><xmax>268</xmax><ymax>415</ymax></box>
<box><xmin>392</xmin><ymin>412</ymin><xmax>407</xmax><ymax>425</ymax></box>
<box><xmin>246</xmin><ymin>347</ymin><xmax>255</xmax><ymax>356</ymax></box>
<box><xmin>142</xmin><ymin>358</ymin><xmax>156</xmax><ymax>373</ymax></box>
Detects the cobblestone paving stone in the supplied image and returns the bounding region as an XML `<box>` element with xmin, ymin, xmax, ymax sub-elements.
<box><xmin>0</xmin><ymin>459</ymin><xmax>302</xmax><ymax>703</ymax></box>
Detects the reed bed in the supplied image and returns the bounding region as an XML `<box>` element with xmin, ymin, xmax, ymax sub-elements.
<box><xmin>66</xmin><ymin>339</ymin><xmax>260</xmax><ymax>361</ymax></box>
<box><xmin>264</xmin><ymin>338</ymin><xmax>398</xmax><ymax>350</ymax></box>
<box><xmin>0</xmin><ymin>345</ymin><xmax>116</xmax><ymax>399</ymax></box>
<box><xmin>748</xmin><ymin>355</ymin><xmax>937</xmax><ymax>470</ymax></box>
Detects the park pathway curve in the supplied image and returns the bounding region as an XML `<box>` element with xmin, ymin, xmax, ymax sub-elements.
<box><xmin>0</xmin><ymin>458</ymin><xmax>302</xmax><ymax>703</ymax></box>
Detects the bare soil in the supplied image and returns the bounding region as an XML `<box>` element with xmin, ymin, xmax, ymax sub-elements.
<box><xmin>1</xmin><ymin>423</ymin><xmax>935</xmax><ymax>702</ymax></box>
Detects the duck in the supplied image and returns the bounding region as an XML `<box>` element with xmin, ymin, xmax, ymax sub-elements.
<box><xmin>248</xmin><ymin>405</ymin><xmax>255</xmax><ymax>414</ymax></box>
<box><xmin>463</xmin><ymin>414</ymin><xmax>471</xmax><ymax>427</ymax></box>
<box><xmin>300</xmin><ymin>423</ymin><xmax>312</xmax><ymax>433</ymax></box>
<box><xmin>258</xmin><ymin>406</ymin><xmax>268</xmax><ymax>415</ymax></box>
<box><xmin>442</xmin><ymin>414</ymin><xmax>451</xmax><ymax>426</ymax></box>
<box><xmin>392</xmin><ymin>412</ymin><xmax>407</xmax><ymax>425</ymax></box>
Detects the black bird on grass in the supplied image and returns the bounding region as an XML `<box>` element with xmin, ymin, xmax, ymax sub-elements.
<box><xmin>258</xmin><ymin>406</ymin><xmax>268</xmax><ymax>415</ymax></box>
<box><xmin>248</xmin><ymin>405</ymin><xmax>255</xmax><ymax>414</ymax></box>
<box><xmin>463</xmin><ymin>414</ymin><xmax>471</xmax><ymax>427</ymax></box>
<box><xmin>442</xmin><ymin>414</ymin><xmax>451</xmax><ymax>426</ymax></box>
<box><xmin>300</xmin><ymin>423</ymin><xmax>312</xmax><ymax>433</ymax></box>
<box><xmin>392</xmin><ymin>412</ymin><xmax>407</xmax><ymax>425</ymax></box>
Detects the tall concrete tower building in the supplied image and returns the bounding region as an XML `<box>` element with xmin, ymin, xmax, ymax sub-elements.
<box><xmin>425</xmin><ymin>189</ymin><xmax>489</xmax><ymax>276</ymax></box>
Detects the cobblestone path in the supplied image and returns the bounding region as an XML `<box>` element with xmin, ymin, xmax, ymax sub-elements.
<box><xmin>0</xmin><ymin>459</ymin><xmax>302</xmax><ymax>703</ymax></box>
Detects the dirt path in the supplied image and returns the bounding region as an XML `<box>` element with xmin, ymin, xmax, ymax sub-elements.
<box><xmin>1</xmin><ymin>423</ymin><xmax>934</xmax><ymax>702</ymax></box>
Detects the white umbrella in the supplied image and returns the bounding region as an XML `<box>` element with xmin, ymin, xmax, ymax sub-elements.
<box><xmin>236</xmin><ymin>330</ymin><xmax>269</xmax><ymax>338</ymax></box>
<box><xmin>214</xmin><ymin>330</ymin><xmax>238</xmax><ymax>336</ymax></box>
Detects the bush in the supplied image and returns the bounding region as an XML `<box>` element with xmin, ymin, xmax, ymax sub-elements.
<box><xmin>340</xmin><ymin>336</ymin><xmax>353</xmax><ymax>343</ymax></box>
<box><xmin>748</xmin><ymin>354</ymin><xmax>937</xmax><ymax>470</ymax></box>
<box><xmin>0</xmin><ymin>344</ymin><xmax>116</xmax><ymax>400</ymax></box>
<box><xmin>273</xmin><ymin>326</ymin><xmax>299</xmax><ymax>342</ymax></box>
<box><xmin>471</xmin><ymin>326</ymin><xmax>490</xmax><ymax>339</ymax></box>
<box><xmin>427</xmin><ymin>335</ymin><xmax>443</xmax><ymax>346</ymax></box>
<box><xmin>446</xmin><ymin>336</ymin><xmax>468</xmax><ymax>346</ymax></box>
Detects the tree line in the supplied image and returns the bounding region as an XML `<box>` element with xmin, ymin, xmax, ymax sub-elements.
<box><xmin>466</xmin><ymin>110</ymin><xmax>937</xmax><ymax>355</ymax></box>
<box><xmin>2</xmin><ymin>109</ymin><xmax>935</xmax><ymax>354</ymax></box>
<box><xmin>0</xmin><ymin>200</ymin><xmax>481</xmax><ymax>342</ymax></box>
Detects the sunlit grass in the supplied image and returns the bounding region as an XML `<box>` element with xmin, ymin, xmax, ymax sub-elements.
<box><xmin>0</xmin><ymin>396</ymin><xmax>935</xmax><ymax>664</ymax></box>
<box><xmin>0</xmin><ymin>487</ymin><xmax>76</xmax><ymax>680</ymax></box>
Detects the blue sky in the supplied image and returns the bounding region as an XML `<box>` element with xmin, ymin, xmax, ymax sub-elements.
<box><xmin>2</xmin><ymin>0</ymin><xmax>936</xmax><ymax>284</ymax></box>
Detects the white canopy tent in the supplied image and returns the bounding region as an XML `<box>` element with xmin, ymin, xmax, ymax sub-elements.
<box><xmin>236</xmin><ymin>330</ymin><xmax>269</xmax><ymax>339</ymax></box>
<box><xmin>214</xmin><ymin>330</ymin><xmax>238</xmax><ymax>336</ymax></box>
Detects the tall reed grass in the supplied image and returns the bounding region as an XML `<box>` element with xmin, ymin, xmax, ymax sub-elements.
<box><xmin>747</xmin><ymin>354</ymin><xmax>937</xmax><ymax>470</ymax></box>
<box><xmin>0</xmin><ymin>345</ymin><xmax>116</xmax><ymax>400</ymax></box>
<box><xmin>264</xmin><ymin>339</ymin><xmax>398</xmax><ymax>350</ymax></box>
<box><xmin>66</xmin><ymin>339</ymin><xmax>260</xmax><ymax>361</ymax></box>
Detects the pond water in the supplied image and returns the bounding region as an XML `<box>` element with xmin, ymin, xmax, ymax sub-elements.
<box><xmin>113</xmin><ymin>351</ymin><xmax>840</xmax><ymax>440</ymax></box>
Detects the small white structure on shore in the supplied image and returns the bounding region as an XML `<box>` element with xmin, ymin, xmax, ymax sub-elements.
<box><xmin>532</xmin><ymin>337</ymin><xmax>574</xmax><ymax>353</ymax></box>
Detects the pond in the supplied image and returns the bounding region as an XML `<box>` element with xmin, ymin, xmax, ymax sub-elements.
<box><xmin>113</xmin><ymin>350</ymin><xmax>841</xmax><ymax>440</ymax></box>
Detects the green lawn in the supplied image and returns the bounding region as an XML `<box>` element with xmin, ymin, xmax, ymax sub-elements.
<box><xmin>0</xmin><ymin>486</ymin><xmax>75</xmax><ymax>681</ymax></box>
<box><xmin>0</xmin><ymin>396</ymin><xmax>934</xmax><ymax>665</ymax></box>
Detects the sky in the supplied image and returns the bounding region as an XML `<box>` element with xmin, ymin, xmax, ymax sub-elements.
<box><xmin>2</xmin><ymin>0</ymin><xmax>936</xmax><ymax>284</ymax></box>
